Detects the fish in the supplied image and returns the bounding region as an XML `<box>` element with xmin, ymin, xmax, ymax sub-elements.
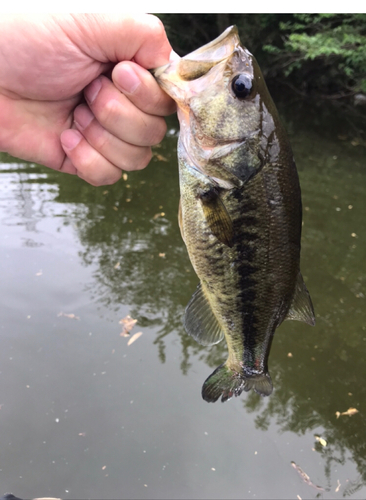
<box><xmin>153</xmin><ymin>26</ymin><xmax>315</xmax><ymax>402</ymax></box>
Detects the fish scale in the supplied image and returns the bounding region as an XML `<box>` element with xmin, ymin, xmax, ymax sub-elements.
<box><xmin>153</xmin><ymin>26</ymin><xmax>315</xmax><ymax>402</ymax></box>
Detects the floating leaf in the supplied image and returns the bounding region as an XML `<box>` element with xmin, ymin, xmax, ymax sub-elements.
<box><xmin>337</xmin><ymin>407</ymin><xmax>359</xmax><ymax>418</ymax></box>
<box><xmin>315</xmin><ymin>435</ymin><xmax>327</xmax><ymax>447</ymax></box>
<box><xmin>127</xmin><ymin>331</ymin><xmax>143</xmax><ymax>346</ymax></box>
<box><xmin>119</xmin><ymin>315</ymin><xmax>137</xmax><ymax>330</ymax></box>
<box><xmin>156</xmin><ymin>154</ymin><xmax>168</xmax><ymax>162</ymax></box>
<box><xmin>341</xmin><ymin>408</ymin><xmax>358</xmax><ymax>417</ymax></box>
<box><xmin>57</xmin><ymin>312</ymin><xmax>80</xmax><ymax>320</ymax></box>
<box><xmin>153</xmin><ymin>212</ymin><xmax>165</xmax><ymax>220</ymax></box>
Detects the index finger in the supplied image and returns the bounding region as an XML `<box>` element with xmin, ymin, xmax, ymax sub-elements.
<box><xmin>112</xmin><ymin>61</ymin><xmax>176</xmax><ymax>117</ymax></box>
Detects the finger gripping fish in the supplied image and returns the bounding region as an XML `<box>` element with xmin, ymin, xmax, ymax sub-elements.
<box><xmin>153</xmin><ymin>26</ymin><xmax>315</xmax><ymax>403</ymax></box>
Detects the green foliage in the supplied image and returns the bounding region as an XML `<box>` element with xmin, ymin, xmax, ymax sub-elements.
<box><xmin>264</xmin><ymin>14</ymin><xmax>366</xmax><ymax>95</ymax></box>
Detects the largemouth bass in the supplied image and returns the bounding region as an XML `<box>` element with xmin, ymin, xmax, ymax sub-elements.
<box><xmin>153</xmin><ymin>26</ymin><xmax>315</xmax><ymax>402</ymax></box>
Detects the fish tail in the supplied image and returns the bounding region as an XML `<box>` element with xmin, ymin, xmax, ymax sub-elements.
<box><xmin>202</xmin><ymin>363</ymin><xmax>273</xmax><ymax>402</ymax></box>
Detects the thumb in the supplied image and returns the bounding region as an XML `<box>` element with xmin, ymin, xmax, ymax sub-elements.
<box><xmin>68</xmin><ymin>14</ymin><xmax>172</xmax><ymax>68</ymax></box>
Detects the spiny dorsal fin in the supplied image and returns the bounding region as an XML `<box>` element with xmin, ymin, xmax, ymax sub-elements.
<box><xmin>286</xmin><ymin>272</ymin><xmax>316</xmax><ymax>326</ymax></box>
<box><xmin>198</xmin><ymin>187</ymin><xmax>233</xmax><ymax>247</ymax></box>
<box><xmin>184</xmin><ymin>282</ymin><xmax>224</xmax><ymax>346</ymax></box>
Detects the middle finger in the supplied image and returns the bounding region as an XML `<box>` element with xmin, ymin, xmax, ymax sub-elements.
<box><xmin>73</xmin><ymin>104</ymin><xmax>152</xmax><ymax>171</ymax></box>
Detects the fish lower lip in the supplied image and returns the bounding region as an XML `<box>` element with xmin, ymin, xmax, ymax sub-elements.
<box><xmin>152</xmin><ymin>63</ymin><xmax>170</xmax><ymax>78</ymax></box>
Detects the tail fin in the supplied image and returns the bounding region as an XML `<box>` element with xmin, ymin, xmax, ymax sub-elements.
<box><xmin>201</xmin><ymin>363</ymin><xmax>273</xmax><ymax>403</ymax></box>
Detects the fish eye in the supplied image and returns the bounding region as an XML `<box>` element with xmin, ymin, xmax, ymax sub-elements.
<box><xmin>231</xmin><ymin>74</ymin><xmax>252</xmax><ymax>99</ymax></box>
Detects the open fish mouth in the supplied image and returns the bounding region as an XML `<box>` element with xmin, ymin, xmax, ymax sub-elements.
<box><xmin>152</xmin><ymin>26</ymin><xmax>242</xmax><ymax>106</ymax></box>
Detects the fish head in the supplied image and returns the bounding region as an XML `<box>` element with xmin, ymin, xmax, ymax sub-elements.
<box><xmin>153</xmin><ymin>26</ymin><xmax>274</xmax><ymax>157</ymax></box>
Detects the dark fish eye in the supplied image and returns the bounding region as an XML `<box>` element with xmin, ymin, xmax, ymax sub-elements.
<box><xmin>231</xmin><ymin>74</ymin><xmax>252</xmax><ymax>99</ymax></box>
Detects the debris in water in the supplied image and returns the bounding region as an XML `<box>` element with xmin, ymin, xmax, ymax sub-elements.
<box><xmin>153</xmin><ymin>212</ymin><xmax>165</xmax><ymax>220</ymax></box>
<box><xmin>127</xmin><ymin>332</ymin><xmax>143</xmax><ymax>346</ymax></box>
<box><xmin>335</xmin><ymin>479</ymin><xmax>341</xmax><ymax>492</ymax></box>
<box><xmin>114</xmin><ymin>262</ymin><xmax>120</xmax><ymax>269</ymax></box>
<box><xmin>153</xmin><ymin>152</ymin><xmax>168</xmax><ymax>162</ymax></box>
<box><xmin>287</xmin><ymin>352</ymin><xmax>293</xmax><ymax>358</ymax></box>
<box><xmin>35</xmin><ymin>270</ymin><xmax>43</xmax><ymax>276</ymax></box>
<box><xmin>123</xmin><ymin>173</ymin><xmax>128</xmax><ymax>181</ymax></box>
<box><xmin>159</xmin><ymin>253</ymin><xmax>166</xmax><ymax>258</ymax></box>
<box><xmin>315</xmin><ymin>435</ymin><xmax>327</xmax><ymax>447</ymax></box>
<box><xmin>291</xmin><ymin>461</ymin><xmax>325</xmax><ymax>491</ymax></box>
<box><xmin>57</xmin><ymin>312</ymin><xmax>80</xmax><ymax>320</ymax></box>
<box><xmin>336</xmin><ymin>407</ymin><xmax>359</xmax><ymax>418</ymax></box>
<box><xmin>119</xmin><ymin>315</ymin><xmax>137</xmax><ymax>337</ymax></box>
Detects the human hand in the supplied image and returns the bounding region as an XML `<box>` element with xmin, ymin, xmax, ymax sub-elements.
<box><xmin>0</xmin><ymin>14</ymin><xmax>176</xmax><ymax>185</ymax></box>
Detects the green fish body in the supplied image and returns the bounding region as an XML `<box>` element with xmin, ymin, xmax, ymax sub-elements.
<box><xmin>153</xmin><ymin>26</ymin><xmax>315</xmax><ymax>402</ymax></box>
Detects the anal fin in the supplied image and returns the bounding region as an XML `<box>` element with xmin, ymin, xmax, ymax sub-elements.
<box><xmin>184</xmin><ymin>282</ymin><xmax>224</xmax><ymax>346</ymax></box>
<box><xmin>286</xmin><ymin>272</ymin><xmax>316</xmax><ymax>326</ymax></box>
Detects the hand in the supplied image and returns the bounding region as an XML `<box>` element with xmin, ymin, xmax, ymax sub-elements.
<box><xmin>0</xmin><ymin>14</ymin><xmax>176</xmax><ymax>185</ymax></box>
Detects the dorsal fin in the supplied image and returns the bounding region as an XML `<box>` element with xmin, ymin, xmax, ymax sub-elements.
<box><xmin>198</xmin><ymin>187</ymin><xmax>234</xmax><ymax>247</ymax></box>
<box><xmin>184</xmin><ymin>282</ymin><xmax>224</xmax><ymax>346</ymax></box>
<box><xmin>286</xmin><ymin>272</ymin><xmax>316</xmax><ymax>326</ymax></box>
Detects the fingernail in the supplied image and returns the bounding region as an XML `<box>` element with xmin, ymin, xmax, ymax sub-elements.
<box><xmin>61</xmin><ymin>129</ymin><xmax>82</xmax><ymax>151</ymax></box>
<box><xmin>114</xmin><ymin>65</ymin><xmax>141</xmax><ymax>94</ymax></box>
<box><xmin>74</xmin><ymin>106</ymin><xmax>94</xmax><ymax>131</ymax></box>
<box><xmin>85</xmin><ymin>77</ymin><xmax>102</xmax><ymax>104</ymax></box>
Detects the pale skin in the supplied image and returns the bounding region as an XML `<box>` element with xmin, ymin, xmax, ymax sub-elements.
<box><xmin>0</xmin><ymin>14</ymin><xmax>176</xmax><ymax>186</ymax></box>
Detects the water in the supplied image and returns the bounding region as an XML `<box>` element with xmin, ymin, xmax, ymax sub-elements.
<box><xmin>0</xmin><ymin>97</ymin><xmax>365</xmax><ymax>499</ymax></box>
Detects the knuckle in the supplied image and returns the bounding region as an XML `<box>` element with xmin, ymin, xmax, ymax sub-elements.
<box><xmin>146</xmin><ymin>119</ymin><xmax>167</xmax><ymax>146</ymax></box>
<box><xmin>146</xmin><ymin>14</ymin><xmax>166</xmax><ymax>39</ymax></box>
<box><xmin>98</xmin><ymin>98</ymin><xmax>119</xmax><ymax>126</ymax></box>
<box><xmin>76</xmin><ymin>154</ymin><xmax>121</xmax><ymax>187</ymax></box>
<box><xmin>93</xmin><ymin>129</ymin><xmax>110</xmax><ymax>153</ymax></box>
<box><xmin>123</xmin><ymin>148</ymin><xmax>152</xmax><ymax>171</ymax></box>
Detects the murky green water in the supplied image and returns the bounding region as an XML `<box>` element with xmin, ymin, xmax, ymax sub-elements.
<box><xmin>0</xmin><ymin>95</ymin><xmax>365</xmax><ymax>499</ymax></box>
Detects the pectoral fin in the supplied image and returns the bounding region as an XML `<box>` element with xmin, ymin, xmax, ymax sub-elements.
<box><xmin>198</xmin><ymin>187</ymin><xmax>234</xmax><ymax>247</ymax></box>
<box><xmin>184</xmin><ymin>282</ymin><xmax>224</xmax><ymax>346</ymax></box>
<box><xmin>286</xmin><ymin>272</ymin><xmax>316</xmax><ymax>326</ymax></box>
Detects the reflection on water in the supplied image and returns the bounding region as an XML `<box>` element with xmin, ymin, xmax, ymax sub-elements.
<box><xmin>0</xmin><ymin>99</ymin><xmax>365</xmax><ymax>498</ymax></box>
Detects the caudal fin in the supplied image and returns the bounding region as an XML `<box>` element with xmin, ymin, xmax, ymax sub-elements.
<box><xmin>202</xmin><ymin>363</ymin><xmax>273</xmax><ymax>403</ymax></box>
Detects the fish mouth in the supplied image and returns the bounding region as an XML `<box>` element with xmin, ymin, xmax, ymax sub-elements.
<box><xmin>151</xmin><ymin>25</ymin><xmax>241</xmax><ymax>105</ymax></box>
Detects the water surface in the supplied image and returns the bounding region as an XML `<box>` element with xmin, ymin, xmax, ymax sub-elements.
<box><xmin>0</xmin><ymin>97</ymin><xmax>365</xmax><ymax>499</ymax></box>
